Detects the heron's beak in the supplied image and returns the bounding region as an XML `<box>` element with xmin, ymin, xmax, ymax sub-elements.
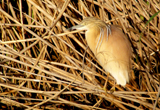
<box><xmin>66</xmin><ymin>24</ymin><xmax>84</xmax><ymax>31</ymax></box>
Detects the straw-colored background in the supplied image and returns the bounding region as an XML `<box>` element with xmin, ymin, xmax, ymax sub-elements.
<box><xmin>0</xmin><ymin>0</ymin><xmax>160</xmax><ymax>109</ymax></box>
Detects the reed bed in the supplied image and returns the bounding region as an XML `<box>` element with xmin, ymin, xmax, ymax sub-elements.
<box><xmin>0</xmin><ymin>0</ymin><xmax>160</xmax><ymax>109</ymax></box>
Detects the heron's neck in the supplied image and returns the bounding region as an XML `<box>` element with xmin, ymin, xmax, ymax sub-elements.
<box><xmin>85</xmin><ymin>27</ymin><xmax>101</xmax><ymax>54</ymax></box>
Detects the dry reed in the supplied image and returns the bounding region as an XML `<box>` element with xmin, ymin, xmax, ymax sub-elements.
<box><xmin>0</xmin><ymin>0</ymin><xmax>160</xmax><ymax>109</ymax></box>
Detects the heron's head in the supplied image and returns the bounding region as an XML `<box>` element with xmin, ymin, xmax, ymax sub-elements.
<box><xmin>68</xmin><ymin>17</ymin><xmax>107</xmax><ymax>31</ymax></box>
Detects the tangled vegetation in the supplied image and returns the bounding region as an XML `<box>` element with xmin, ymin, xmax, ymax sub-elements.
<box><xmin>0</xmin><ymin>0</ymin><xmax>160</xmax><ymax>109</ymax></box>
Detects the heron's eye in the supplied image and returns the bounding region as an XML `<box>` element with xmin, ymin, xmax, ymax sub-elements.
<box><xmin>81</xmin><ymin>22</ymin><xmax>86</xmax><ymax>26</ymax></box>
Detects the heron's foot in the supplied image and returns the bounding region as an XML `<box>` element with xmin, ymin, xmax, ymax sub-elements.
<box><xmin>109</xmin><ymin>86</ymin><xmax>115</xmax><ymax>94</ymax></box>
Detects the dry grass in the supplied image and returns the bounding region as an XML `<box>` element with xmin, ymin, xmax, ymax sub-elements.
<box><xmin>0</xmin><ymin>0</ymin><xmax>160</xmax><ymax>109</ymax></box>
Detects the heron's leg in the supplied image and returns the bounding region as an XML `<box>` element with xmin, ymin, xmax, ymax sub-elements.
<box><xmin>110</xmin><ymin>80</ymin><xmax>116</xmax><ymax>93</ymax></box>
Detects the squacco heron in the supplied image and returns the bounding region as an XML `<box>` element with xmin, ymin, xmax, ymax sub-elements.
<box><xmin>68</xmin><ymin>17</ymin><xmax>132</xmax><ymax>86</ymax></box>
